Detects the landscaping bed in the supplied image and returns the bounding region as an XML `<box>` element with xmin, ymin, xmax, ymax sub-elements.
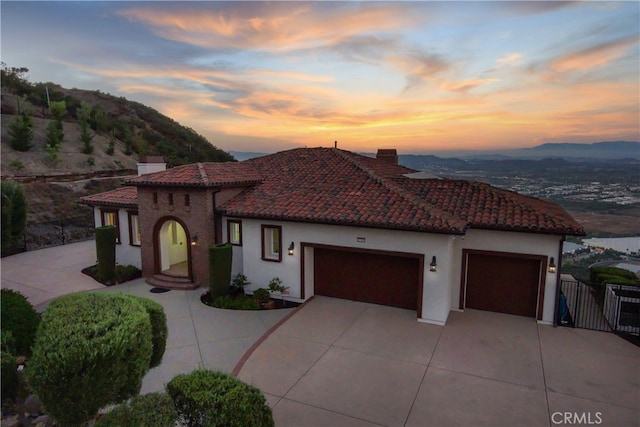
<box><xmin>200</xmin><ymin>291</ymin><xmax>300</xmax><ymax>310</ymax></box>
<box><xmin>81</xmin><ymin>264</ymin><xmax>141</xmax><ymax>286</ymax></box>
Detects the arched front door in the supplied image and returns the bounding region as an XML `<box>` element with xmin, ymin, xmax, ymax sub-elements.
<box><xmin>154</xmin><ymin>217</ymin><xmax>192</xmax><ymax>279</ymax></box>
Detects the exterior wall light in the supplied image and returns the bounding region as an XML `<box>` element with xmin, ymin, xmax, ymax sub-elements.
<box><xmin>288</xmin><ymin>242</ymin><xmax>295</xmax><ymax>256</ymax></box>
<box><xmin>191</xmin><ymin>235</ymin><xmax>198</xmax><ymax>246</ymax></box>
<box><xmin>429</xmin><ymin>256</ymin><xmax>437</xmax><ymax>272</ymax></box>
<box><xmin>548</xmin><ymin>257</ymin><xmax>557</xmax><ymax>273</ymax></box>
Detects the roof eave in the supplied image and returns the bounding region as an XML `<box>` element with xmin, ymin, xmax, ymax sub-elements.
<box><xmin>219</xmin><ymin>211</ymin><xmax>465</xmax><ymax>235</ymax></box>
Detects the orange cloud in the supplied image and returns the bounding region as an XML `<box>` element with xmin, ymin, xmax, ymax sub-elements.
<box><xmin>118</xmin><ymin>3</ymin><xmax>420</xmax><ymax>51</ymax></box>
<box><xmin>550</xmin><ymin>36</ymin><xmax>638</xmax><ymax>72</ymax></box>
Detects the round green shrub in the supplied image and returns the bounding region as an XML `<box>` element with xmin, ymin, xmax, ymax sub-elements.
<box><xmin>26</xmin><ymin>293</ymin><xmax>153</xmax><ymax>426</ymax></box>
<box><xmin>95</xmin><ymin>392</ymin><xmax>177</xmax><ymax>427</ymax></box>
<box><xmin>253</xmin><ymin>288</ymin><xmax>271</xmax><ymax>304</ymax></box>
<box><xmin>166</xmin><ymin>369</ymin><xmax>274</xmax><ymax>427</ymax></box>
<box><xmin>0</xmin><ymin>289</ymin><xmax>40</xmax><ymax>356</ymax></box>
<box><xmin>125</xmin><ymin>295</ymin><xmax>167</xmax><ymax>369</ymax></box>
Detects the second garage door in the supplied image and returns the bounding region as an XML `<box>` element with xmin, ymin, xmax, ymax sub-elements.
<box><xmin>314</xmin><ymin>248</ymin><xmax>420</xmax><ymax>310</ymax></box>
<box><xmin>464</xmin><ymin>252</ymin><xmax>542</xmax><ymax>318</ymax></box>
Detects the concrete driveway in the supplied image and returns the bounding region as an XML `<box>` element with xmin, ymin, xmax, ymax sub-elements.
<box><xmin>2</xmin><ymin>242</ymin><xmax>639</xmax><ymax>426</ymax></box>
<box><xmin>236</xmin><ymin>296</ymin><xmax>640</xmax><ymax>427</ymax></box>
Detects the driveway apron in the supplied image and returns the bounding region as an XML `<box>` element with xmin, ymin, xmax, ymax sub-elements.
<box><xmin>237</xmin><ymin>296</ymin><xmax>640</xmax><ymax>427</ymax></box>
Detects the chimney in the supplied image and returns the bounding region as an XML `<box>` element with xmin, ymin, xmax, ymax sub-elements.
<box><xmin>376</xmin><ymin>149</ymin><xmax>398</xmax><ymax>165</ymax></box>
<box><xmin>137</xmin><ymin>156</ymin><xmax>167</xmax><ymax>176</ymax></box>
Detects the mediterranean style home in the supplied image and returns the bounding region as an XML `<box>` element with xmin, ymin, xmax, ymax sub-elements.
<box><xmin>80</xmin><ymin>148</ymin><xmax>585</xmax><ymax>326</ymax></box>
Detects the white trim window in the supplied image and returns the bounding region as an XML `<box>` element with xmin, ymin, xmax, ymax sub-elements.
<box><xmin>228</xmin><ymin>220</ymin><xmax>242</xmax><ymax>246</ymax></box>
<box><xmin>128</xmin><ymin>212</ymin><xmax>141</xmax><ymax>246</ymax></box>
<box><xmin>100</xmin><ymin>209</ymin><xmax>121</xmax><ymax>244</ymax></box>
<box><xmin>261</xmin><ymin>225</ymin><xmax>282</xmax><ymax>262</ymax></box>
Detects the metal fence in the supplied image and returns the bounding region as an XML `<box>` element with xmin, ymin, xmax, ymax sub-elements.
<box><xmin>4</xmin><ymin>216</ymin><xmax>95</xmax><ymax>255</ymax></box>
<box><xmin>559</xmin><ymin>280</ymin><xmax>640</xmax><ymax>338</ymax></box>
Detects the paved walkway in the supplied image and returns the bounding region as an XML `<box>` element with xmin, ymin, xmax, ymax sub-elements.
<box><xmin>2</xmin><ymin>242</ymin><xmax>639</xmax><ymax>426</ymax></box>
<box><xmin>0</xmin><ymin>241</ymin><xmax>296</xmax><ymax>394</ymax></box>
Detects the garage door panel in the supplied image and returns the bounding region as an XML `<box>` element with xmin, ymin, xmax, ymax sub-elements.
<box><xmin>465</xmin><ymin>253</ymin><xmax>540</xmax><ymax>318</ymax></box>
<box><xmin>314</xmin><ymin>248</ymin><xmax>419</xmax><ymax>310</ymax></box>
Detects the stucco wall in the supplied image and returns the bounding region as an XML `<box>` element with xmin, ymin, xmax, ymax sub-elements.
<box><xmin>92</xmin><ymin>207</ymin><xmax>141</xmax><ymax>268</ymax></box>
<box><xmin>223</xmin><ymin>217</ymin><xmax>564</xmax><ymax>325</ymax></box>
<box><xmin>223</xmin><ymin>217</ymin><xmax>451</xmax><ymax>324</ymax></box>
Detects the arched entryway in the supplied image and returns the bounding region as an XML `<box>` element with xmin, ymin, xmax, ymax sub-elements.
<box><xmin>154</xmin><ymin>217</ymin><xmax>192</xmax><ymax>280</ymax></box>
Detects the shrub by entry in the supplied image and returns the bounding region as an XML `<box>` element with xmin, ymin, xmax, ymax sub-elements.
<box><xmin>95</xmin><ymin>225</ymin><xmax>117</xmax><ymax>283</ymax></box>
<box><xmin>166</xmin><ymin>369</ymin><xmax>274</xmax><ymax>427</ymax></box>
<box><xmin>26</xmin><ymin>293</ymin><xmax>157</xmax><ymax>426</ymax></box>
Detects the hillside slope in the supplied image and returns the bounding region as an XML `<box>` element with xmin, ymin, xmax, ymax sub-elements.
<box><xmin>1</xmin><ymin>66</ymin><xmax>234</xmax><ymax>178</ymax></box>
<box><xmin>1</xmin><ymin>65</ymin><xmax>235</xmax><ymax>226</ymax></box>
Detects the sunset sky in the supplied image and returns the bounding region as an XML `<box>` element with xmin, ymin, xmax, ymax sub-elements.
<box><xmin>1</xmin><ymin>1</ymin><xmax>638</xmax><ymax>154</ymax></box>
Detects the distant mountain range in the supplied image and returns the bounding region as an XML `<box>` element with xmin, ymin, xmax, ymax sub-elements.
<box><xmin>509</xmin><ymin>141</ymin><xmax>639</xmax><ymax>161</ymax></box>
<box><xmin>232</xmin><ymin>141</ymin><xmax>640</xmax><ymax>163</ymax></box>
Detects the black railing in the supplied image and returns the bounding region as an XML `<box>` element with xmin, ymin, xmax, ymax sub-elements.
<box><xmin>559</xmin><ymin>280</ymin><xmax>640</xmax><ymax>340</ymax></box>
<box><xmin>2</xmin><ymin>217</ymin><xmax>95</xmax><ymax>256</ymax></box>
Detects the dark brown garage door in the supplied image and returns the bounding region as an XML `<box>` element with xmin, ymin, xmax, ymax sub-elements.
<box><xmin>314</xmin><ymin>248</ymin><xmax>420</xmax><ymax>310</ymax></box>
<box><xmin>465</xmin><ymin>253</ymin><xmax>541</xmax><ymax>318</ymax></box>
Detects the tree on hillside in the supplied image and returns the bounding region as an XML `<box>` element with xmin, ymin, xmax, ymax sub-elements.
<box><xmin>0</xmin><ymin>62</ymin><xmax>30</xmax><ymax>94</ymax></box>
<box><xmin>45</xmin><ymin>100</ymin><xmax>66</xmax><ymax>163</ymax></box>
<box><xmin>78</xmin><ymin>101</ymin><xmax>94</xmax><ymax>154</ymax></box>
<box><xmin>8</xmin><ymin>112</ymin><xmax>34</xmax><ymax>151</ymax></box>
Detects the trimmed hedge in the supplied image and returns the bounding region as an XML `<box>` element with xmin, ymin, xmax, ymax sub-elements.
<box><xmin>95</xmin><ymin>392</ymin><xmax>177</xmax><ymax>427</ymax></box>
<box><xmin>96</xmin><ymin>225</ymin><xmax>117</xmax><ymax>283</ymax></box>
<box><xmin>126</xmin><ymin>296</ymin><xmax>168</xmax><ymax>369</ymax></box>
<box><xmin>166</xmin><ymin>369</ymin><xmax>274</xmax><ymax>427</ymax></box>
<box><xmin>0</xmin><ymin>289</ymin><xmax>40</xmax><ymax>356</ymax></box>
<box><xmin>26</xmin><ymin>293</ymin><xmax>153</xmax><ymax>426</ymax></box>
<box><xmin>209</xmin><ymin>243</ymin><xmax>232</xmax><ymax>298</ymax></box>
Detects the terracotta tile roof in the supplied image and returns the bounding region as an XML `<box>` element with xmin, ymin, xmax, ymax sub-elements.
<box><xmin>125</xmin><ymin>162</ymin><xmax>262</xmax><ymax>188</ymax></box>
<box><xmin>80</xmin><ymin>186</ymin><xmax>137</xmax><ymax>208</ymax></box>
<box><xmin>219</xmin><ymin>147</ymin><xmax>584</xmax><ymax>235</ymax></box>
<box><xmin>391</xmin><ymin>178</ymin><xmax>585</xmax><ymax>235</ymax></box>
<box><xmin>81</xmin><ymin>147</ymin><xmax>585</xmax><ymax>236</ymax></box>
<box><xmin>220</xmin><ymin>148</ymin><xmax>466</xmax><ymax>233</ymax></box>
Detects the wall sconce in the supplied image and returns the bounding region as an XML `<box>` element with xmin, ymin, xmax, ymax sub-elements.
<box><xmin>548</xmin><ymin>257</ymin><xmax>557</xmax><ymax>273</ymax></box>
<box><xmin>191</xmin><ymin>235</ymin><xmax>198</xmax><ymax>246</ymax></box>
<box><xmin>288</xmin><ymin>242</ymin><xmax>295</xmax><ymax>256</ymax></box>
<box><xmin>429</xmin><ymin>256</ymin><xmax>437</xmax><ymax>272</ymax></box>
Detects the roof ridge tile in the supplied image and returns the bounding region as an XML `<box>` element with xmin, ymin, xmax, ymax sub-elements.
<box><xmin>197</xmin><ymin>162</ymin><xmax>209</xmax><ymax>185</ymax></box>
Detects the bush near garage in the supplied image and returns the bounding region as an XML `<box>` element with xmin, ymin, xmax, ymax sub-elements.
<box><xmin>0</xmin><ymin>289</ymin><xmax>40</xmax><ymax>356</ymax></box>
<box><xmin>166</xmin><ymin>369</ymin><xmax>274</xmax><ymax>427</ymax></box>
<box><xmin>25</xmin><ymin>293</ymin><xmax>155</xmax><ymax>426</ymax></box>
<box><xmin>94</xmin><ymin>392</ymin><xmax>178</xmax><ymax>427</ymax></box>
<box><xmin>590</xmin><ymin>266</ymin><xmax>639</xmax><ymax>287</ymax></box>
